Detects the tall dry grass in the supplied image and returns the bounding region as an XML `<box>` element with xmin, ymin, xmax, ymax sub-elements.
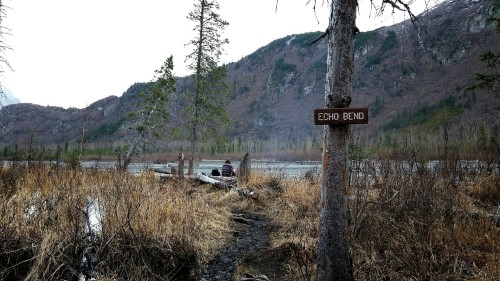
<box><xmin>349</xmin><ymin>158</ymin><xmax>500</xmax><ymax>280</ymax></box>
<box><xmin>225</xmin><ymin>170</ymin><xmax>321</xmax><ymax>280</ymax></box>
<box><xmin>0</xmin><ymin>164</ymin><xmax>232</xmax><ymax>280</ymax></box>
<box><xmin>233</xmin><ymin>151</ymin><xmax>500</xmax><ymax>280</ymax></box>
<box><xmin>1</xmin><ymin>151</ymin><xmax>499</xmax><ymax>280</ymax></box>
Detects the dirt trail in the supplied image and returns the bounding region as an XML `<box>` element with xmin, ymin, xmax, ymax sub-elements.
<box><xmin>198</xmin><ymin>210</ymin><xmax>270</xmax><ymax>281</ymax></box>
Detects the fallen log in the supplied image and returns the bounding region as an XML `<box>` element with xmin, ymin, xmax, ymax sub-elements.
<box><xmin>153</xmin><ymin>168</ymin><xmax>171</xmax><ymax>174</ymax></box>
<box><xmin>156</xmin><ymin>173</ymin><xmax>237</xmax><ymax>189</ymax></box>
<box><xmin>196</xmin><ymin>173</ymin><xmax>231</xmax><ymax>189</ymax></box>
<box><xmin>194</xmin><ymin>174</ymin><xmax>237</xmax><ymax>188</ymax></box>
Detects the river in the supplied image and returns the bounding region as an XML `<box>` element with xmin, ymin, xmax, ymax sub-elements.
<box><xmin>79</xmin><ymin>159</ymin><xmax>321</xmax><ymax>178</ymax></box>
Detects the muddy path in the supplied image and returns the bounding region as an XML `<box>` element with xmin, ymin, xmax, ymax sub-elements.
<box><xmin>198</xmin><ymin>210</ymin><xmax>270</xmax><ymax>281</ymax></box>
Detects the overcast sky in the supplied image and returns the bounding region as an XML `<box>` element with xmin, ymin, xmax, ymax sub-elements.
<box><xmin>1</xmin><ymin>0</ymin><xmax>442</xmax><ymax>109</ymax></box>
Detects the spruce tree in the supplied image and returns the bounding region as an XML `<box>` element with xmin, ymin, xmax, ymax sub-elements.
<box><xmin>123</xmin><ymin>56</ymin><xmax>176</xmax><ymax>168</ymax></box>
<box><xmin>184</xmin><ymin>0</ymin><xmax>231</xmax><ymax>173</ymax></box>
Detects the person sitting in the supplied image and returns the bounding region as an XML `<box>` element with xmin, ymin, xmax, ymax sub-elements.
<box><xmin>221</xmin><ymin>159</ymin><xmax>236</xmax><ymax>177</ymax></box>
<box><xmin>211</xmin><ymin>168</ymin><xmax>221</xmax><ymax>176</ymax></box>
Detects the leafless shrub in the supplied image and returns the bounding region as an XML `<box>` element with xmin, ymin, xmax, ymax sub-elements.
<box><xmin>349</xmin><ymin>145</ymin><xmax>500</xmax><ymax>280</ymax></box>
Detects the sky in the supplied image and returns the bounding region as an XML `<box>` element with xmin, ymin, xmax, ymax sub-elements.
<box><xmin>1</xmin><ymin>0</ymin><xmax>443</xmax><ymax>109</ymax></box>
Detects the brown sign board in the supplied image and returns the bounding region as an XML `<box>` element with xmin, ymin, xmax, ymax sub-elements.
<box><xmin>314</xmin><ymin>108</ymin><xmax>369</xmax><ymax>125</ymax></box>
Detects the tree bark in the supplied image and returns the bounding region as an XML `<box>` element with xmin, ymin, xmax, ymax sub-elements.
<box><xmin>238</xmin><ymin>152</ymin><xmax>251</xmax><ymax>184</ymax></box>
<box><xmin>190</xmin><ymin>0</ymin><xmax>206</xmax><ymax>173</ymax></box>
<box><xmin>316</xmin><ymin>0</ymin><xmax>356</xmax><ymax>280</ymax></box>
<box><xmin>177</xmin><ymin>152</ymin><xmax>185</xmax><ymax>178</ymax></box>
<box><xmin>188</xmin><ymin>156</ymin><xmax>194</xmax><ymax>176</ymax></box>
<box><xmin>123</xmin><ymin>137</ymin><xmax>138</xmax><ymax>169</ymax></box>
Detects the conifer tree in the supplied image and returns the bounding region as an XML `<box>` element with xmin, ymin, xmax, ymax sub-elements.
<box><xmin>184</xmin><ymin>0</ymin><xmax>231</xmax><ymax>173</ymax></box>
<box><xmin>123</xmin><ymin>56</ymin><xmax>176</xmax><ymax>168</ymax></box>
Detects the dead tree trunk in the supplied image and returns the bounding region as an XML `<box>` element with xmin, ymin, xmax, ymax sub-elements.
<box><xmin>238</xmin><ymin>152</ymin><xmax>251</xmax><ymax>184</ymax></box>
<box><xmin>316</xmin><ymin>0</ymin><xmax>356</xmax><ymax>280</ymax></box>
<box><xmin>177</xmin><ymin>152</ymin><xmax>185</xmax><ymax>179</ymax></box>
<box><xmin>123</xmin><ymin>138</ymin><xmax>138</xmax><ymax>170</ymax></box>
<box><xmin>188</xmin><ymin>156</ymin><xmax>194</xmax><ymax>175</ymax></box>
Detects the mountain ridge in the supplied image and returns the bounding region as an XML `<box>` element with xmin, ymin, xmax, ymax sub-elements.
<box><xmin>1</xmin><ymin>0</ymin><xmax>498</xmax><ymax>152</ymax></box>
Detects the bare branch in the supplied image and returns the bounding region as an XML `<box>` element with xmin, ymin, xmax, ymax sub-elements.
<box><xmin>0</xmin><ymin>0</ymin><xmax>12</xmax><ymax>108</ymax></box>
<box><xmin>380</xmin><ymin>0</ymin><xmax>419</xmax><ymax>25</ymax></box>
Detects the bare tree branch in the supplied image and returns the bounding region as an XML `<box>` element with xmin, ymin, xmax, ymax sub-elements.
<box><xmin>0</xmin><ymin>0</ymin><xmax>12</xmax><ymax>109</ymax></box>
<box><xmin>305</xmin><ymin>0</ymin><xmax>429</xmax><ymax>46</ymax></box>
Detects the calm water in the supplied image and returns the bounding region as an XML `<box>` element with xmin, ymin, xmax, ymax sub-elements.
<box><xmin>79</xmin><ymin>159</ymin><xmax>321</xmax><ymax>178</ymax></box>
<box><xmin>3</xmin><ymin>159</ymin><xmax>490</xmax><ymax>179</ymax></box>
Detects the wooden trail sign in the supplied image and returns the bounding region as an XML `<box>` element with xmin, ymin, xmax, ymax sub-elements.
<box><xmin>314</xmin><ymin>108</ymin><xmax>368</xmax><ymax>125</ymax></box>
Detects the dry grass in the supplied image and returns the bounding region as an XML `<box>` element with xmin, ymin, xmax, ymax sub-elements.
<box><xmin>1</xmin><ymin>158</ymin><xmax>499</xmax><ymax>280</ymax></box>
<box><xmin>355</xmin><ymin>164</ymin><xmax>500</xmax><ymax>280</ymax></box>
<box><xmin>239</xmin><ymin>160</ymin><xmax>500</xmax><ymax>280</ymax></box>
<box><xmin>466</xmin><ymin>173</ymin><xmax>500</xmax><ymax>205</ymax></box>
<box><xmin>0</xmin><ymin>165</ymin><xmax>232</xmax><ymax>280</ymax></box>
<box><xmin>267</xmin><ymin>177</ymin><xmax>320</xmax><ymax>280</ymax></box>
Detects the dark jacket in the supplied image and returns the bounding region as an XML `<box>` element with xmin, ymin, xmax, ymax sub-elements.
<box><xmin>221</xmin><ymin>163</ymin><xmax>235</xmax><ymax>177</ymax></box>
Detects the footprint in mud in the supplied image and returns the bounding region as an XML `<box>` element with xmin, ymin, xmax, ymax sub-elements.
<box><xmin>198</xmin><ymin>210</ymin><xmax>270</xmax><ymax>281</ymax></box>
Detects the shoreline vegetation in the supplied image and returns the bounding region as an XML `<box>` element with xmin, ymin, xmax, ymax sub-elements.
<box><xmin>1</xmin><ymin>140</ymin><xmax>499</xmax><ymax>280</ymax></box>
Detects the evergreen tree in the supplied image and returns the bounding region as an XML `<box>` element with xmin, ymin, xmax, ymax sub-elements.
<box><xmin>123</xmin><ymin>56</ymin><xmax>176</xmax><ymax>168</ymax></box>
<box><xmin>184</xmin><ymin>0</ymin><xmax>231</xmax><ymax>172</ymax></box>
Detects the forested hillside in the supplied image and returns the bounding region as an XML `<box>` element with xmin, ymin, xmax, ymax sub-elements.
<box><xmin>1</xmin><ymin>0</ymin><xmax>498</xmax><ymax>156</ymax></box>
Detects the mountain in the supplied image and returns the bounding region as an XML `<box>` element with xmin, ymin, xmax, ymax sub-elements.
<box><xmin>1</xmin><ymin>0</ymin><xmax>499</xmax><ymax>151</ymax></box>
<box><xmin>219</xmin><ymin>0</ymin><xmax>500</xmax><ymax>143</ymax></box>
<box><xmin>0</xmin><ymin>87</ymin><xmax>20</xmax><ymax>109</ymax></box>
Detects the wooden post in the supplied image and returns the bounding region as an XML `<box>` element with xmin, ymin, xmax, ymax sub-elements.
<box><xmin>177</xmin><ymin>152</ymin><xmax>184</xmax><ymax>179</ymax></box>
<box><xmin>188</xmin><ymin>156</ymin><xmax>194</xmax><ymax>175</ymax></box>
<box><xmin>238</xmin><ymin>152</ymin><xmax>251</xmax><ymax>184</ymax></box>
